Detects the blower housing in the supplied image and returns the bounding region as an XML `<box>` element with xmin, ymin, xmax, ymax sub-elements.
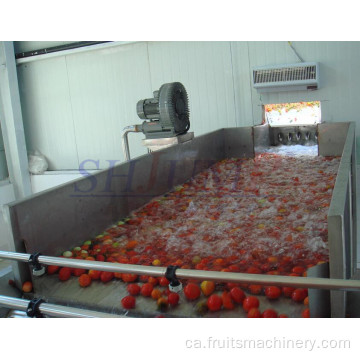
<box><xmin>136</xmin><ymin>82</ymin><xmax>190</xmax><ymax>139</ymax></box>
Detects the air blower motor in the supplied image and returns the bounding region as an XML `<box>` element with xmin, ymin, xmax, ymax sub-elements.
<box><xmin>136</xmin><ymin>82</ymin><xmax>190</xmax><ymax>139</ymax></box>
<box><xmin>122</xmin><ymin>82</ymin><xmax>194</xmax><ymax>161</ymax></box>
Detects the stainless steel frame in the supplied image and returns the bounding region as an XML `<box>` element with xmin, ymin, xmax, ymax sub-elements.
<box><xmin>1</xmin><ymin>250</ymin><xmax>360</xmax><ymax>291</ymax></box>
<box><xmin>0</xmin><ymin>295</ymin><xmax>124</xmax><ymax>318</ymax></box>
<box><xmin>3</xmin><ymin>122</ymin><xmax>357</xmax><ymax>317</ymax></box>
<box><xmin>318</xmin><ymin>122</ymin><xmax>357</xmax><ymax>317</ymax></box>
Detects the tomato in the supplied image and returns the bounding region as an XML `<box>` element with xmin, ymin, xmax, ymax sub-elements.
<box><xmin>207</xmin><ymin>294</ymin><xmax>222</xmax><ymax>311</ymax></box>
<box><xmin>249</xmin><ymin>284</ymin><xmax>263</xmax><ymax>295</ymax></box>
<box><xmin>121</xmin><ymin>295</ymin><xmax>136</xmax><ymax>309</ymax></box>
<box><xmin>247</xmin><ymin>308</ymin><xmax>261</xmax><ymax>318</ymax></box>
<box><xmin>246</xmin><ymin>266</ymin><xmax>262</xmax><ymax>274</ymax></box>
<box><xmin>22</xmin><ymin>281</ymin><xmax>33</xmax><ymax>293</ymax></box>
<box><xmin>159</xmin><ymin>277</ymin><xmax>170</xmax><ymax>287</ymax></box>
<box><xmin>152</xmin><ymin>259</ymin><xmax>161</xmax><ymax>266</ymax></box>
<box><xmin>302</xmin><ymin>308</ymin><xmax>310</xmax><ymax>318</ymax></box>
<box><xmin>292</xmin><ymin>266</ymin><xmax>306</xmax><ymax>275</ymax></box>
<box><xmin>221</xmin><ymin>291</ymin><xmax>235</xmax><ymax>310</ymax></box>
<box><xmin>127</xmin><ymin>283</ymin><xmax>141</xmax><ymax>296</ymax></box>
<box><xmin>168</xmin><ymin>292</ymin><xmax>180</xmax><ymax>306</ymax></box>
<box><xmin>151</xmin><ymin>288</ymin><xmax>162</xmax><ymax>300</ymax></box>
<box><xmin>228</xmin><ymin>264</ymin><xmax>240</xmax><ymax>272</ymax></box>
<box><xmin>230</xmin><ymin>287</ymin><xmax>246</xmax><ymax>304</ymax></box>
<box><xmin>147</xmin><ymin>277</ymin><xmax>159</xmax><ymax>286</ymax></box>
<box><xmin>139</xmin><ymin>275</ymin><xmax>149</xmax><ymax>283</ymax></box>
<box><xmin>47</xmin><ymin>265</ymin><xmax>60</xmax><ymax>275</ymax></box>
<box><xmin>184</xmin><ymin>283</ymin><xmax>201</xmax><ymax>301</ymax></box>
<box><xmin>264</xmin><ymin>286</ymin><xmax>281</xmax><ymax>300</ymax></box>
<box><xmin>282</xmin><ymin>287</ymin><xmax>295</xmax><ymax>298</ymax></box>
<box><xmin>88</xmin><ymin>269</ymin><xmax>101</xmax><ymax>280</ymax></box>
<box><xmin>100</xmin><ymin>271</ymin><xmax>114</xmax><ymax>283</ymax></box>
<box><xmin>114</xmin><ymin>272</ymin><xmax>123</xmax><ymax>279</ymax></box>
<box><xmin>278</xmin><ymin>314</ymin><xmax>289</xmax><ymax>318</ymax></box>
<box><xmin>291</xmin><ymin>288</ymin><xmax>307</xmax><ymax>302</ymax></box>
<box><xmin>200</xmin><ymin>281</ymin><xmax>216</xmax><ymax>296</ymax></box>
<box><xmin>226</xmin><ymin>282</ymin><xmax>238</xmax><ymax>290</ymax></box>
<box><xmin>96</xmin><ymin>254</ymin><xmax>105</xmax><ymax>262</ymax></box>
<box><xmin>262</xmin><ymin>309</ymin><xmax>278</xmax><ymax>318</ymax></box>
<box><xmin>59</xmin><ymin>267</ymin><xmax>72</xmax><ymax>281</ymax></box>
<box><xmin>73</xmin><ymin>268</ymin><xmax>86</xmax><ymax>277</ymax></box>
<box><xmin>125</xmin><ymin>240</ymin><xmax>138</xmax><ymax>249</ymax></box>
<box><xmin>243</xmin><ymin>296</ymin><xmax>259</xmax><ymax>312</ymax></box>
<box><xmin>79</xmin><ymin>274</ymin><xmax>92</xmax><ymax>287</ymax></box>
<box><xmin>141</xmin><ymin>283</ymin><xmax>154</xmax><ymax>297</ymax></box>
<box><xmin>121</xmin><ymin>273</ymin><xmax>138</xmax><ymax>283</ymax></box>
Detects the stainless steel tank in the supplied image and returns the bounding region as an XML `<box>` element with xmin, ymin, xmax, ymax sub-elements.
<box><xmin>3</xmin><ymin>122</ymin><xmax>357</xmax><ymax>317</ymax></box>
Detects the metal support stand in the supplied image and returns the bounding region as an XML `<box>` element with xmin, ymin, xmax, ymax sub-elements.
<box><xmin>2</xmin><ymin>250</ymin><xmax>360</xmax><ymax>292</ymax></box>
<box><xmin>165</xmin><ymin>265</ymin><xmax>182</xmax><ymax>293</ymax></box>
<box><xmin>0</xmin><ymin>295</ymin><xmax>124</xmax><ymax>318</ymax></box>
<box><xmin>28</xmin><ymin>252</ymin><xmax>45</xmax><ymax>277</ymax></box>
<box><xmin>26</xmin><ymin>298</ymin><xmax>44</xmax><ymax>318</ymax></box>
<box><xmin>0</xmin><ymin>41</ymin><xmax>32</xmax><ymax>199</ymax></box>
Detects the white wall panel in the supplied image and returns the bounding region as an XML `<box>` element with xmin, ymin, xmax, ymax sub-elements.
<box><xmin>17</xmin><ymin>57</ymin><xmax>79</xmax><ymax>169</ymax></box>
<box><xmin>15</xmin><ymin>41</ymin><xmax>360</xmax><ymax>170</ymax></box>
<box><xmin>66</xmin><ymin>42</ymin><xmax>151</xmax><ymax>169</ymax></box>
<box><xmin>230</xmin><ymin>42</ymin><xmax>253</xmax><ymax>126</ymax></box>
<box><xmin>147</xmin><ymin>42</ymin><xmax>237</xmax><ymax>136</ymax></box>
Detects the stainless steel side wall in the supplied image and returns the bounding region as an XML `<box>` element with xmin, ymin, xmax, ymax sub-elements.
<box><xmin>319</xmin><ymin>122</ymin><xmax>357</xmax><ymax>317</ymax></box>
<box><xmin>5</xmin><ymin>128</ymin><xmax>255</xmax><ymax>287</ymax></box>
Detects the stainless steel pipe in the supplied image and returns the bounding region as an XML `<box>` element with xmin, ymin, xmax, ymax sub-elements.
<box><xmin>1</xmin><ymin>250</ymin><xmax>360</xmax><ymax>291</ymax></box>
<box><xmin>121</xmin><ymin>124</ymin><xmax>142</xmax><ymax>161</ymax></box>
<box><xmin>0</xmin><ymin>295</ymin><xmax>124</xmax><ymax>318</ymax></box>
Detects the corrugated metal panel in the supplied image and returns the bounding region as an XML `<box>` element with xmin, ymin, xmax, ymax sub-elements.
<box><xmin>66</xmin><ymin>42</ymin><xmax>152</xmax><ymax>169</ymax></box>
<box><xmin>147</xmin><ymin>41</ymin><xmax>237</xmax><ymax>136</ymax></box>
<box><xmin>17</xmin><ymin>57</ymin><xmax>79</xmax><ymax>170</ymax></box>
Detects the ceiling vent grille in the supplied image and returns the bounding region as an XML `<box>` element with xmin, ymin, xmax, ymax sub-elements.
<box><xmin>253</xmin><ymin>62</ymin><xmax>319</xmax><ymax>93</ymax></box>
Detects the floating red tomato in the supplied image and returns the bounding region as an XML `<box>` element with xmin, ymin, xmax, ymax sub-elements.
<box><xmin>127</xmin><ymin>283</ymin><xmax>141</xmax><ymax>296</ymax></box>
<box><xmin>302</xmin><ymin>308</ymin><xmax>310</xmax><ymax>318</ymax></box>
<box><xmin>243</xmin><ymin>296</ymin><xmax>259</xmax><ymax>312</ymax></box>
<box><xmin>79</xmin><ymin>274</ymin><xmax>92</xmax><ymax>287</ymax></box>
<box><xmin>100</xmin><ymin>271</ymin><xmax>114</xmax><ymax>283</ymax></box>
<box><xmin>221</xmin><ymin>291</ymin><xmax>235</xmax><ymax>310</ymax></box>
<box><xmin>141</xmin><ymin>283</ymin><xmax>154</xmax><ymax>297</ymax></box>
<box><xmin>207</xmin><ymin>294</ymin><xmax>222</xmax><ymax>311</ymax></box>
<box><xmin>262</xmin><ymin>309</ymin><xmax>278</xmax><ymax>318</ymax></box>
<box><xmin>291</xmin><ymin>288</ymin><xmax>307</xmax><ymax>302</ymax></box>
<box><xmin>159</xmin><ymin>277</ymin><xmax>170</xmax><ymax>287</ymax></box>
<box><xmin>168</xmin><ymin>292</ymin><xmax>180</xmax><ymax>306</ymax></box>
<box><xmin>121</xmin><ymin>273</ymin><xmax>138</xmax><ymax>283</ymax></box>
<box><xmin>184</xmin><ymin>283</ymin><xmax>201</xmax><ymax>301</ymax></box>
<box><xmin>247</xmin><ymin>308</ymin><xmax>261</xmax><ymax>318</ymax></box>
<box><xmin>230</xmin><ymin>287</ymin><xmax>246</xmax><ymax>304</ymax></box>
<box><xmin>121</xmin><ymin>295</ymin><xmax>136</xmax><ymax>309</ymax></box>
<box><xmin>47</xmin><ymin>265</ymin><xmax>60</xmax><ymax>275</ymax></box>
<box><xmin>264</xmin><ymin>286</ymin><xmax>281</xmax><ymax>300</ymax></box>
<box><xmin>59</xmin><ymin>267</ymin><xmax>71</xmax><ymax>281</ymax></box>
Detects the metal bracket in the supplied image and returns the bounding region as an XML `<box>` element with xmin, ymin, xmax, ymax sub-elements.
<box><xmin>26</xmin><ymin>298</ymin><xmax>44</xmax><ymax>318</ymax></box>
<box><xmin>165</xmin><ymin>265</ymin><xmax>182</xmax><ymax>293</ymax></box>
<box><xmin>29</xmin><ymin>252</ymin><xmax>45</xmax><ymax>276</ymax></box>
